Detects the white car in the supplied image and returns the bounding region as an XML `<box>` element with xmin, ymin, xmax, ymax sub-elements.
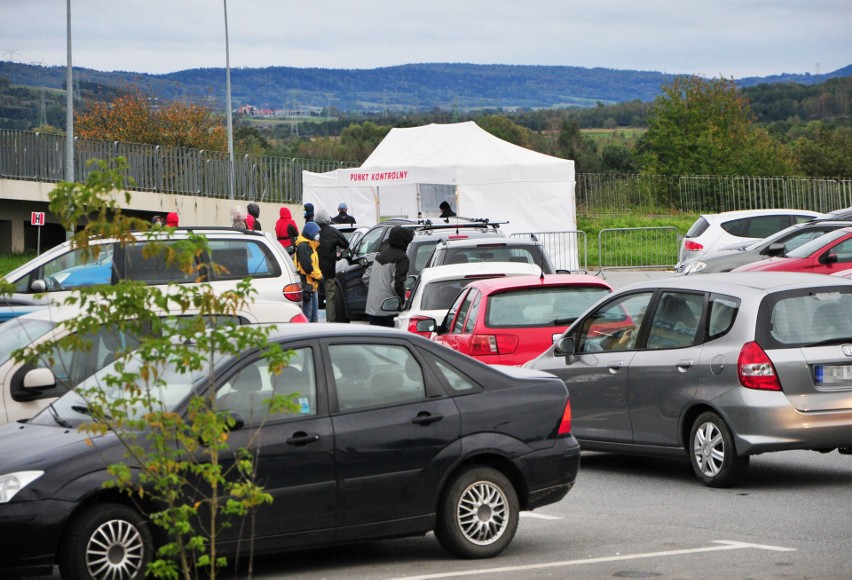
<box><xmin>2</xmin><ymin>228</ymin><xmax>304</xmax><ymax>306</ymax></box>
<box><xmin>394</xmin><ymin>261</ymin><xmax>541</xmax><ymax>337</ymax></box>
<box><xmin>0</xmin><ymin>300</ymin><xmax>307</xmax><ymax>425</ymax></box>
<box><xmin>677</xmin><ymin>209</ymin><xmax>822</xmax><ymax>267</ymax></box>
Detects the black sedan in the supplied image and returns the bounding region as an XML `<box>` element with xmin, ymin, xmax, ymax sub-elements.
<box><xmin>0</xmin><ymin>324</ymin><xmax>579</xmax><ymax>578</ymax></box>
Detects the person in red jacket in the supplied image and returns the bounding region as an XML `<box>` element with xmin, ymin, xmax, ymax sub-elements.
<box><xmin>166</xmin><ymin>212</ymin><xmax>179</xmax><ymax>227</ymax></box>
<box><xmin>275</xmin><ymin>207</ymin><xmax>299</xmax><ymax>254</ymax></box>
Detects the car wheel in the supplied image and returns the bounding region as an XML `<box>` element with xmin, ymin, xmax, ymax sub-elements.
<box><xmin>435</xmin><ymin>466</ymin><xmax>519</xmax><ymax>559</ymax></box>
<box><xmin>58</xmin><ymin>503</ymin><xmax>153</xmax><ymax>580</ymax></box>
<box><xmin>689</xmin><ymin>411</ymin><xmax>749</xmax><ymax>488</ymax></box>
<box><xmin>333</xmin><ymin>281</ymin><xmax>349</xmax><ymax>323</ymax></box>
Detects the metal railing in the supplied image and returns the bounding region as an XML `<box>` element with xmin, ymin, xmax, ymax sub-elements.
<box><xmin>0</xmin><ymin>129</ymin><xmax>356</xmax><ymax>203</ymax></box>
<box><xmin>3</xmin><ymin>129</ymin><xmax>850</xmax><ymax>214</ymax></box>
<box><xmin>510</xmin><ymin>230</ymin><xmax>588</xmax><ymax>272</ymax></box>
<box><xmin>596</xmin><ymin>227</ymin><xmax>680</xmax><ymax>273</ymax></box>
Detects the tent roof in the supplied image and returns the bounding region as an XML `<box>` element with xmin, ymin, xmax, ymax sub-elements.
<box><xmin>334</xmin><ymin>121</ymin><xmax>572</xmax><ymax>186</ymax></box>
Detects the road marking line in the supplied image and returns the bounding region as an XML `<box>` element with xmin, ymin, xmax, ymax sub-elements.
<box><xmin>519</xmin><ymin>512</ymin><xmax>561</xmax><ymax>520</ymax></box>
<box><xmin>393</xmin><ymin>540</ymin><xmax>796</xmax><ymax>579</ymax></box>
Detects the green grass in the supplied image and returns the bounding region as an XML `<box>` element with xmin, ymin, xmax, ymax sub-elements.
<box><xmin>0</xmin><ymin>251</ymin><xmax>36</xmax><ymax>277</ymax></box>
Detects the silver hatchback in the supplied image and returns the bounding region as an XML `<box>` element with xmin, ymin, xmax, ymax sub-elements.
<box><xmin>526</xmin><ymin>272</ymin><xmax>852</xmax><ymax>487</ymax></box>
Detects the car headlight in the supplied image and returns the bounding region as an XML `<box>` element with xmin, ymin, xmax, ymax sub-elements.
<box><xmin>0</xmin><ymin>471</ymin><xmax>44</xmax><ymax>503</ymax></box>
<box><xmin>681</xmin><ymin>261</ymin><xmax>707</xmax><ymax>275</ymax></box>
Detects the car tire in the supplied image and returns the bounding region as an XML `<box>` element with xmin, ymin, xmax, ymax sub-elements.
<box><xmin>333</xmin><ymin>281</ymin><xmax>349</xmax><ymax>323</ymax></box>
<box><xmin>58</xmin><ymin>503</ymin><xmax>153</xmax><ymax>580</ymax></box>
<box><xmin>689</xmin><ymin>411</ymin><xmax>749</xmax><ymax>488</ymax></box>
<box><xmin>435</xmin><ymin>466</ymin><xmax>519</xmax><ymax>559</ymax></box>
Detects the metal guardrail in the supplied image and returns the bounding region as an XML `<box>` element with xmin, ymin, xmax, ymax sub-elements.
<box><xmin>596</xmin><ymin>226</ymin><xmax>680</xmax><ymax>274</ymax></box>
<box><xmin>3</xmin><ymin>129</ymin><xmax>850</xmax><ymax>214</ymax></box>
<box><xmin>0</xmin><ymin>129</ymin><xmax>356</xmax><ymax>203</ymax></box>
<box><xmin>510</xmin><ymin>230</ymin><xmax>587</xmax><ymax>272</ymax></box>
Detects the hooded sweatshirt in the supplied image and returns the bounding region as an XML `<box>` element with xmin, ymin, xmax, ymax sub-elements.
<box><xmin>315</xmin><ymin>209</ymin><xmax>350</xmax><ymax>279</ymax></box>
<box><xmin>166</xmin><ymin>212</ymin><xmax>179</xmax><ymax>227</ymax></box>
<box><xmin>295</xmin><ymin>221</ymin><xmax>322</xmax><ymax>291</ymax></box>
<box><xmin>247</xmin><ymin>202</ymin><xmax>262</xmax><ymax>231</ymax></box>
<box><xmin>275</xmin><ymin>207</ymin><xmax>299</xmax><ymax>251</ymax></box>
<box><xmin>364</xmin><ymin>225</ymin><xmax>415</xmax><ymax>316</ymax></box>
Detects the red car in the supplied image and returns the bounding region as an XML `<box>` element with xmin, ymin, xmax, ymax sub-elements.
<box><xmin>732</xmin><ymin>227</ymin><xmax>852</xmax><ymax>274</ymax></box>
<box><xmin>432</xmin><ymin>274</ymin><xmax>612</xmax><ymax>366</ymax></box>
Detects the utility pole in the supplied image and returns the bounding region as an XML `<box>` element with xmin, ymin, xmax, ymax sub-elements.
<box><xmin>65</xmin><ymin>0</ymin><xmax>74</xmax><ymax>183</ymax></box>
<box><xmin>224</xmin><ymin>0</ymin><xmax>235</xmax><ymax>200</ymax></box>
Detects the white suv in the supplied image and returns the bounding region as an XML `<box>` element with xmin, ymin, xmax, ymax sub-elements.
<box><xmin>2</xmin><ymin>228</ymin><xmax>304</xmax><ymax>306</ymax></box>
<box><xmin>677</xmin><ymin>209</ymin><xmax>822</xmax><ymax>267</ymax></box>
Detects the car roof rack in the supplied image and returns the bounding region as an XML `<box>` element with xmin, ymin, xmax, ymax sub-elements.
<box><xmin>414</xmin><ymin>218</ymin><xmax>508</xmax><ymax>231</ymax></box>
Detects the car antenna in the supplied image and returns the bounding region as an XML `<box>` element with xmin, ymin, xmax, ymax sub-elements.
<box><xmin>533</xmin><ymin>233</ymin><xmax>545</xmax><ymax>281</ymax></box>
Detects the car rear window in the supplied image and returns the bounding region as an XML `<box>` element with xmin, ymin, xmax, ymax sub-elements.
<box><xmin>686</xmin><ymin>217</ymin><xmax>710</xmax><ymax>238</ymax></box>
<box><xmin>439</xmin><ymin>246</ymin><xmax>543</xmax><ymax>267</ymax></box>
<box><xmin>421</xmin><ymin>279</ymin><xmax>481</xmax><ymax>310</ymax></box>
<box><xmin>486</xmin><ymin>286</ymin><xmax>610</xmax><ymax>328</ymax></box>
<box><xmin>764</xmin><ymin>289</ymin><xmax>852</xmax><ymax>346</ymax></box>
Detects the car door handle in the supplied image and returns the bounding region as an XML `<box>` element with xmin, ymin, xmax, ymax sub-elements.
<box><xmin>676</xmin><ymin>359</ymin><xmax>694</xmax><ymax>372</ymax></box>
<box><xmin>607</xmin><ymin>361</ymin><xmax>624</xmax><ymax>374</ymax></box>
<box><xmin>286</xmin><ymin>432</ymin><xmax>320</xmax><ymax>446</ymax></box>
<box><xmin>412</xmin><ymin>412</ymin><xmax>443</xmax><ymax>425</ymax></box>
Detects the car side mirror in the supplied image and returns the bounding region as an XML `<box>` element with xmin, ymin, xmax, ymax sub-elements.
<box><xmin>381</xmin><ymin>296</ymin><xmax>402</xmax><ymax>312</ymax></box>
<box><xmin>819</xmin><ymin>252</ymin><xmax>838</xmax><ymax>265</ymax></box>
<box><xmin>415</xmin><ymin>318</ymin><xmax>436</xmax><ymax>334</ymax></box>
<box><xmin>340</xmin><ymin>248</ymin><xmax>352</xmax><ymax>259</ymax></box>
<box><xmin>30</xmin><ymin>279</ymin><xmax>47</xmax><ymax>293</ymax></box>
<box><xmin>764</xmin><ymin>242</ymin><xmax>786</xmax><ymax>256</ymax></box>
<box><xmin>23</xmin><ymin>367</ymin><xmax>56</xmax><ymax>391</ymax></box>
<box><xmin>554</xmin><ymin>336</ymin><xmax>576</xmax><ymax>365</ymax></box>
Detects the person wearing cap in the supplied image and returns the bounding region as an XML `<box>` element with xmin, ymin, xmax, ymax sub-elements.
<box><xmin>303</xmin><ymin>203</ymin><xmax>315</xmax><ymax>223</ymax></box>
<box><xmin>331</xmin><ymin>202</ymin><xmax>356</xmax><ymax>225</ymax></box>
<box><xmin>294</xmin><ymin>221</ymin><xmax>323</xmax><ymax>323</ymax></box>
<box><xmin>439</xmin><ymin>201</ymin><xmax>456</xmax><ymax>219</ymax></box>
<box><xmin>247</xmin><ymin>202</ymin><xmax>262</xmax><ymax>231</ymax></box>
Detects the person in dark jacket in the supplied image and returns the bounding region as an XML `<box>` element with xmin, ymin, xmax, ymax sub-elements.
<box><xmin>331</xmin><ymin>202</ymin><xmax>356</xmax><ymax>225</ymax></box>
<box><xmin>439</xmin><ymin>201</ymin><xmax>456</xmax><ymax>219</ymax></box>
<box><xmin>294</xmin><ymin>221</ymin><xmax>322</xmax><ymax>323</ymax></box>
<box><xmin>274</xmin><ymin>207</ymin><xmax>299</xmax><ymax>254</ymax></box>
<box><xmin>247</xmin><ymin>202</ymin><xmax>262</xmax><ymax>231</ymax></box>
<box><xmin>364</xmin><ymin>225</ymin><xmax>415</xmax><ymax>327</ymax></box>
<box><xmin>315</xmin><ymin>209</ymin><xmax>350</xmax><ymax>322</ymax></box>
<box><xmin>303</xmin><ymin>203</ymin><xmax>315</xmax><ymax>223</ymax></box>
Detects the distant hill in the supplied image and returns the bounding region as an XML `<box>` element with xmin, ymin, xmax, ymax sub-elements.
<box><xmin>1</xmin><ymin>61</ymin><xmax>850</xmax><ymax>114</ymax></box>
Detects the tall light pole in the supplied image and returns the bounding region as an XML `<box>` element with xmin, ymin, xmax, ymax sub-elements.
<box><xmin>224</xmin><ymin>0</ymin><xmax>235</xmax><ymax>200</ymax></box>
<box><xmin>65</xmin><ymin>0</ymin><xmax>74</xmax><ymax>183</ymax></box>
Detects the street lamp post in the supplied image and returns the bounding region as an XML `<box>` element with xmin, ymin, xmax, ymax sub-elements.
<box><xmin>65</xmin><ymin>0</ymin><xmax>74</xmax><ymax>183</ymax></box>
<box><xmin>224</xmin><ymin>0</ymin><xmax>235</xmax><ymax>200</ymax></box>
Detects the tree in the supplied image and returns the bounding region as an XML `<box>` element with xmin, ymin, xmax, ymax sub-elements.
<box><xmin>11</xmin><ymin>159</ymin><xmax>293</xmax><ymax>578</ymax></box>
<box><xmin>790</xmin><ymin>125</ymin><xmax>852</xmax><ymax>178</ymax></box>
<box><xmin>76</xmin><ymin>90</ymin><xmax>229</xmax><ymax>151</ymax></box>
<box><xmin>638</xmin><ymin>76</ymin><xmax>795</xmax><ymax>176</ymax></box>
<box><xmin>476</xmin><ymin>115</ymin><xmax>531</xmax><ymax>148</ymax></box>
<box><xmin>557</xmin><ymin>119</ymin><xmax>602</xmax><ymax>173</ymax></box>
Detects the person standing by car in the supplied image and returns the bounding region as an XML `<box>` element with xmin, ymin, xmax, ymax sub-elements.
<box><xmin>364</xmin><ymin>225</ymin><xmax>414</xmax><ymax>327</ymax></box>
<box><xmin>246</xmin><ymin>202</ymin><xmax>262</xmax><ymax>231</ymax></box>
<box><xmin>295</xmin><ymin>221</ymin><xmax>323</xmax><ymax>322</ymax></box>
<box><xmin>275</xmin><ymin>206</ymin><xmax>299</xmax><ymax>255</ymax></box>
<box><xmin>315</xmin><ymin>209</ymin><xmax>350</xmax><ymax>322</ymax></box>
<box><xmin>332</xmin><ymin>202</ymin><xmax>356</xmax><ymax>225</ymax></box>
<box><xmin>439</xmin><ymin>201</ymin><xmax>456</xmax><ymax>219</ymax></box>
<box><xmin>303</xmin><ymin>203</ymin><xmax>315</xmax><ymax>224</ymax></box>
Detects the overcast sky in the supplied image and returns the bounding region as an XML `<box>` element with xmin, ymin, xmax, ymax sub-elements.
<box><xmin>1</xmin><ymin>0</ymin><xmax>849</xmax><ymax>78</ymax></box>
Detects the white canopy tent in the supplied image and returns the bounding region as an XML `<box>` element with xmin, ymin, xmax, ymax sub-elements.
<box><xmin>302</xmin><ymin>121</ymin><xmax>579</xmax><ymax>267</ymax></box>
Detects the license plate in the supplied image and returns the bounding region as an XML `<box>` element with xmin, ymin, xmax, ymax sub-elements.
<box><xmin>814</xmin><ymin>364</ymin><xmax>852</xmax><ymax>387</ymax></box>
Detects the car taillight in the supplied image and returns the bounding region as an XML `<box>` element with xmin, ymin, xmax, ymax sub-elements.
<box><xmin>447</xmin><ymin>235</ymin><xmax>469</xmax><ymax>239</ymax></box>
<box><xmin>406</xmin><ymin>315</ymin><xmax>432</xmax><ymax>337</ymax></box>
<box><xmin>289</xmin><ymin>312</ymin><xmax>309</xmax><ymax>323</ymax></box>
<box><xmin>557</xmin><ymin>400</ymin><xmax>572</xmax><ymax>435</ymax></box>
<box><xmin>737</xmin><ymin>341</ymin><xmax>782</xmax><ymax>391</ymax></box>
<box><xmin>283</xmin><ymin>282</ymin><xmax>303</xmax><ymax>303</ymax></box>
<box><xmin>469</xmin><ymin>334</ymin><xmax>519</xmax><ymax>355</ymax></box>
<box><xmin>684</xmin><ymin>240</ymin><xmax>704</xmax><ymax>252</ymax></box>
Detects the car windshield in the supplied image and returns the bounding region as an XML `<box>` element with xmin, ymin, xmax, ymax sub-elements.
<box><xmin>768</xmin><ymin>289</ymin><xmax>852</xmax><ymax>345</ymax></box>
<box><xmin>785</xmin><ymin>229</ymin><xmax>848</xmax><ymax>258</ymax></box>
<box><xmin>486</xmin><ymin>285</ymin><xmax>611</xmax><ymax>328</ymax></box>
<box><xmin>29</xmin><ymin>351</ymin><xmax>215</xmax><ymax>428</ymax></box>
<box><xmin>0</xmin><ymin>317</ymin><xmax>57</xmax><ymax>365</ymax></box>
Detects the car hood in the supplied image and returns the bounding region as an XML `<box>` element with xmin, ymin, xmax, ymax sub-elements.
<box><xmin>0</xmin><ymin>421</ymin><xmax>106</xmax><ymax>472</ymax></box>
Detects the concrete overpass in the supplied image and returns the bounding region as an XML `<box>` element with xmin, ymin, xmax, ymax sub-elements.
<box><xmin>0</xmin><ymin>178</ymin><xmax>302</xmax><ymax>254</ymax></box>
